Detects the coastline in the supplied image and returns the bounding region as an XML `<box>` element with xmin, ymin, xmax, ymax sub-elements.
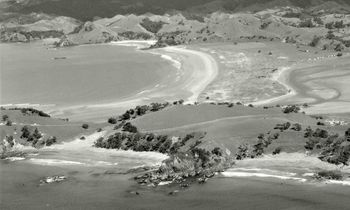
<box><xmin>47</xmin><ymin>41</ymin><xmax>219</xmax><ymax>122</ymax></box>
<box><xmin>251</xmin><ymin>66</ymin><xmax>296</xmax><ymax>106</ymax></box>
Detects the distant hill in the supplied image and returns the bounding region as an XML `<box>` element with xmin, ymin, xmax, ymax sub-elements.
<box><xmin>1</xmin><ymin>0</ymin><xmax>350</xmax><ymax>21</ymax></box>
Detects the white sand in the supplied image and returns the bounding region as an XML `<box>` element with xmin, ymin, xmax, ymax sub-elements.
<box><xmin>51</xmin><ymin>42</ymin><xmax>219</xmax><ymax>122</ymax></box>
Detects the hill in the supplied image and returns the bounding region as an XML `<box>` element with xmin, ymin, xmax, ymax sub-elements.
<box><xmin>1</xmin><ymin>0</ymin><xmax>350</xmax><ymax>21</ymax></box>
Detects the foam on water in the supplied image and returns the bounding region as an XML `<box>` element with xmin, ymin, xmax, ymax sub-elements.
<box><xmin>28</xmin><ymin>158</ymin><xmax>86</xmax><ymax>166</ymax></box>
<box><xmin>222</xmin><ymin>171</ymin><xmax>307</xmax><ymax>182</ymax></box>
<box><xmin>5</xmin><ymin>157</ymin><xmax>26</xmax><ymax>161</ymax></box>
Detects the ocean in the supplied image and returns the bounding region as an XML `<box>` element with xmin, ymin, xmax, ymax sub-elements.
<box><xmin>0</xmin><ymin>42</ymin><xmax>174</xmax><ymax>120</ymax></box>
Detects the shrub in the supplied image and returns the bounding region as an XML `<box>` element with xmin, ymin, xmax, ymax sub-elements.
<box><xmin>5</xmin><ymin>120</ymin><xmax>12</xmax><ymax>126</ymax></box>
<box><xmin>299</xmin><ymin>19</ymin><xmax>315</xmax><ymax>28</ymax></box>
<box><xmin>313</xmin><ymin>128</ymin><xmax>328</xmax><ymax>138</ymax></box>
<box><xmin>2</xmin><ymin>115</ymin><xmax>8</xmax><ymax>121</ymax></box>
<box><xmin>20</xmin><ymin>126</ymin><xmax>30</xmax><ymax>139</ymax></box>
<box><xmin>291</xmin><ymin>123</ymin><xmax>302</xmax><ymax>131</ymax></box>
<box><xmin>315</xmin><ymin>170</ymin><xmax>343</xmax><ymax>180</ymax></box>
<box><xmin>283</xmin><ymin>105</ymin><xmax>300</xmax><ymax>113</ymax></box>
<box><xmin>309</xmin><ymin>36</ymin><xmax>321</xmax><ymax>47</ymax></box>
<box><xmin>46</xmin><ymin>136</ymin><xmax>57</xmax><ymax>146</ymax></box>
<box><xmin>272</xmin><ymin>147</ymin><xmax>282</xmax><ymax>155</ymax></box>
<box><xmin>32</xmin><ymin>128</ymin><xmax>42</xmax><ymax>139</ymax></box>
<box><xmin>5</xmin><ymin>135</ymin><xmax>14</xmax><ymax>147</ymax></box>
<box><xmin>82</xmin><ymin>124</ymin><xmax>89</xmax><ymax>129</ymax></box>
<box><xmin>108</xmin><ymin>117</ymin><xmax>117</xmax><ymax>124</ymax></box>
<box><xmin>140</xmin><ymin>18</ymin><xmax>165</xmax><ymax>34</ymax></box>
<box><xmin>122</xmin><ymin>122</ymin><xmax>138</xmax><ymax>133</ymax></box>
<box><xmin>211</xmin><ymin>147</ymin><xmax>223</xmax><ymax>156</ymax></box>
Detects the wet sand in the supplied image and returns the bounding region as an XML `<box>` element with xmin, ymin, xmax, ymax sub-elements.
<box><xmin>253</xmin><ymin>54</ymin><xmax>350</xmax><ymax>116</ymax></box>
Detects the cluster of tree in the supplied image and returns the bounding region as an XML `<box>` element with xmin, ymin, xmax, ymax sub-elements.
<box><xmin>282</xmin><ymin>105</ymin><xmax>301</xmax><ymax>114</ymax></box>
<box><xmin>305</xmin><ymin>128</ymin><xmax>350</xmax><ymax>165</ymax></box>
<box><xmin>140</xmin><ymin>18</ymin><xmax>166</xmax><ymax>34</ymax></box>
<box><xmin>94</xmin><ymin>128</ymin><xmax>208</xmax><ymax>156</ymax></box>
<box><xmin>260</xmin><ymin>21</ymin><xmax>271</xmax><ymax>29</ymax></box>
<box><xmin>122</xmin><ymin>122</ymin><xmax>138</xmax><ymax>133</ymax></box>
<box><xmin>274</xmin><ymin>122</ymin><xmax>291</xmax><ymax>131</ymax></box>
<box><xmin>299</xmin><ymin>19</ymin><xmax>315</xmax><ymax>28</ymax></box>
<box><xmin>325</xmin><ymin>20</ymin><xmax>346</xmax><ymax>29</ymax></box>
<box><xmin>119</xmin><ymin>31</ymin><xmax>152</xmax><ymax>40</ymax></box>
<box><xmin>236</xmin><ymin>132</ymin><xmax>280</xmax><ymax>160</ymax></box>
<box><xmin>150</xmin><ymin>31</ymin><xmax>186</xmax><ymax>48</ymax></box>
<box><xmin>20</xmin><ymin>126</ymin><xmax>57</xmax><ymax>147</ymax></box>
<box><xmin>108</xmin><ymin>101</ymin><xmax>183</xmax><ymax>124</ymax></box>
<box><xmin>315</xmin><ymin>170</ymin><xmax>343</xmax><ymax>180</ymax></box>
<box><xmin>1</xmin><ymin>114</ymin><xmax>12</xmax><ymax>126</ymax></box>
<box><xmin>8</xmin><ymin>107</ymin><xmax>51</xmax><ymax>117</ymax></box>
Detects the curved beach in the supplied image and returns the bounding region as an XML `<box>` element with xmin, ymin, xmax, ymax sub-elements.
<box><xmin>56</xmin><ymin>42</ymin><xmax>219</xmax><ymax>121</ymax></box>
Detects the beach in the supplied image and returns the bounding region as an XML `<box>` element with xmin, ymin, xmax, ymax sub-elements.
<box><xmin>0</xmin><ymin>41</ymin><xmax>219</xmax><ymax>122</ymax></box>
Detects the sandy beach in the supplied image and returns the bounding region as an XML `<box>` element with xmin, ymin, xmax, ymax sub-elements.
<box><xmin>51</xmin><ymin>41</ymin><xmax>219</xmax><ymax>122</ymax></box>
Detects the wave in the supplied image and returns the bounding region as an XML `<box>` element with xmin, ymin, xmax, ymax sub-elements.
<box><xmin>326</xmin><ymin>180</ymin><xmax>350</xmax><ymax>186</ymax></box>
<box><xmin>5</xmin><ymin>157</ymin><xmax>26</xmax><ymax>161</ymax></box>
<box><xmin>0</xmin><ymin>103</ymin><xmax>56</xmax><ymax>108</ymax></box>
<box><xmin>160</xmin><ymin>54</ymin><xmax>182</xmax><ymax>69</ymax></box>
<box><xmin>28</xmin><ymin>158</ymin><xmax>86</xmax><ymax>166</ymax></box>
<box><xmin>221</xmin><ymin>171</ymin><xmax>307</xmax><ymax>182</ymax></box>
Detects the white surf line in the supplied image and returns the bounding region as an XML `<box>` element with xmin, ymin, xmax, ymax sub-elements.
<box><xmin>161</xmin><ymin>46</ymin><xmax>219</xmax><ymax>104</ymax></box>
<box><xmin>221</xmin><ymin>171</ymin><xmax>307</xmax><ymax>182</ymax></box>
<box><xmin>61</xmin><ymin>45</ymin><xmax>218</xmax><ymax>111</ymax></box>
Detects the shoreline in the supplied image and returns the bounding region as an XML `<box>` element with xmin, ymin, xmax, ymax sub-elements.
<box><xmin>251</xmin><ymin>66</ymin><xmax>297</xmax><ymax>106</ymax></box>
<box><xmin>45</xmin><ymin>41</ymin><xmax>219</xmax><ymax>122</ymax></box>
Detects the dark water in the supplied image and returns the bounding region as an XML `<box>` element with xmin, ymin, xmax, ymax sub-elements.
<box><xmin>1</xmin><ymin>160</ymin><xmax>350</xmax><ymax>210</ymax></box>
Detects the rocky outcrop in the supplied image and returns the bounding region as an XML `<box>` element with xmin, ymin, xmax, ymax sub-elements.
<box><xmin>134</xmin><ymin>150</ymin><xmax>234</xmax><ymax>186</ymax></box>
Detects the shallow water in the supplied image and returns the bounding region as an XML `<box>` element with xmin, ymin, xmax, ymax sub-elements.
<box><xmin>275</xmin><ymin>56</ymin><xmax>350</xmax><ymax>114</ymax></box>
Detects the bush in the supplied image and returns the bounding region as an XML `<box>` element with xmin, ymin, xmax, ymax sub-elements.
<box><xmin>283</xmin><ymin>105</ymin><xmax>300</xmax><ymax>114</ymax></box>
<box><xmin>46</xmin><ymin>136</ymin><xmax>57</xmax><ymax>146</ymax></box>
<box><xmin>211</xmin><ymin>147</ymin><xmax>223</xmax><ymax>156</ymax></box>
<box><xmin>315</xmin><ymin>170</ymin><xmax>343</xmax><ymax>180</ymax></box>
<box><xmin>122</xmin><ymin>122</ymin><xmax>138</xmax><ymax>133</ymax></box>
<box><xmin>272</xmin><ymin>147</ymin><xmax>282</xmax><ymax>155</ymax></box>
<box><xmin>2</xmin><ymin>115</ymin><xmax>8</xmax><ymax>122</ymax></box>
<box><xmin>20</xmin><ymin>126</ymin><xmax>30</xmax><ymax>139</ymax></box>
<box><xmin>140</xmin><ymin>18</ymin><xmax>165</xmax><ymax>34</ymax></box>
<box><xmin>108</xmin><ymin>117</ymin><xmax>117</xmax><ymax>124</ymax></box>
<box><xmin>5</xmin><ymin>120</ymin><xmax>12</xmax><ymax>126</ymax></box>
<box><xmin>299</xmin><ymin>19</ymin><xmax>315</xmax><ymax>28</ymax></box>
<box><xmin>309</xmin><ymin>36</ymin><xmax>321</xmax><ymax>47</ymax></box>
<box><xmin>82</xmin><ymin>124</ymin><xmax>89</xmax><ymax>129</ymax></box>
<box><xmin>291</xmin><ymin>123</ymin><xmax>302</xmax><ymax>131</ymax></box>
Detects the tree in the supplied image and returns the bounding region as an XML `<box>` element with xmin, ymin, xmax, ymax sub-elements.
<box><xmin>32</xmin><ymin>128</ymin><xmax>42</xmax><ymax>139</ymax></box>
<box><xmin>108</xmin><ymin>117</ymin><xmax>117</xmax><ymax>124</ymax></box>
<box><xmin>2</xmin><ymin>115</ymin><xmax>8</xmax><ymax>122</ymax></box>
<box><xmin>122</xmin><ymin>122</ymin><xmax>138</xmax><ymax>133</ymax></box>
<box><xmin>212</xmin><ymin>147</ymin><xmax>223</xmax><ymax>156</ymax></box>
<box><xmin>21</xmin><ymin>126</ymin><xmax>30</xmax><ymax>139</ymax></box>
<box><xmin>46</xmin><ymin>136</ymin><xmax>57</xmax><ymax>146</ymax></box>
<box><xmin>309</xmin><ymin>36</ymin><xmax>321</xmax><ymax>47</ymax></box>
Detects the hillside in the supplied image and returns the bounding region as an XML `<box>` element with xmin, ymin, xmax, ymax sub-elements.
<box><xmin>1</xmin><ymin>0</ymin><xmax>350</xmax><ymax>21</ymax></box>
<box><xmin>2</xmin><ymin>102</ymin><xmax>349</xmax><ymax>187</ymax></box>
<box><xmin>2</xmin><ymin>6</ymin><xmax>349</xmax><ymax>52</ymax></box>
